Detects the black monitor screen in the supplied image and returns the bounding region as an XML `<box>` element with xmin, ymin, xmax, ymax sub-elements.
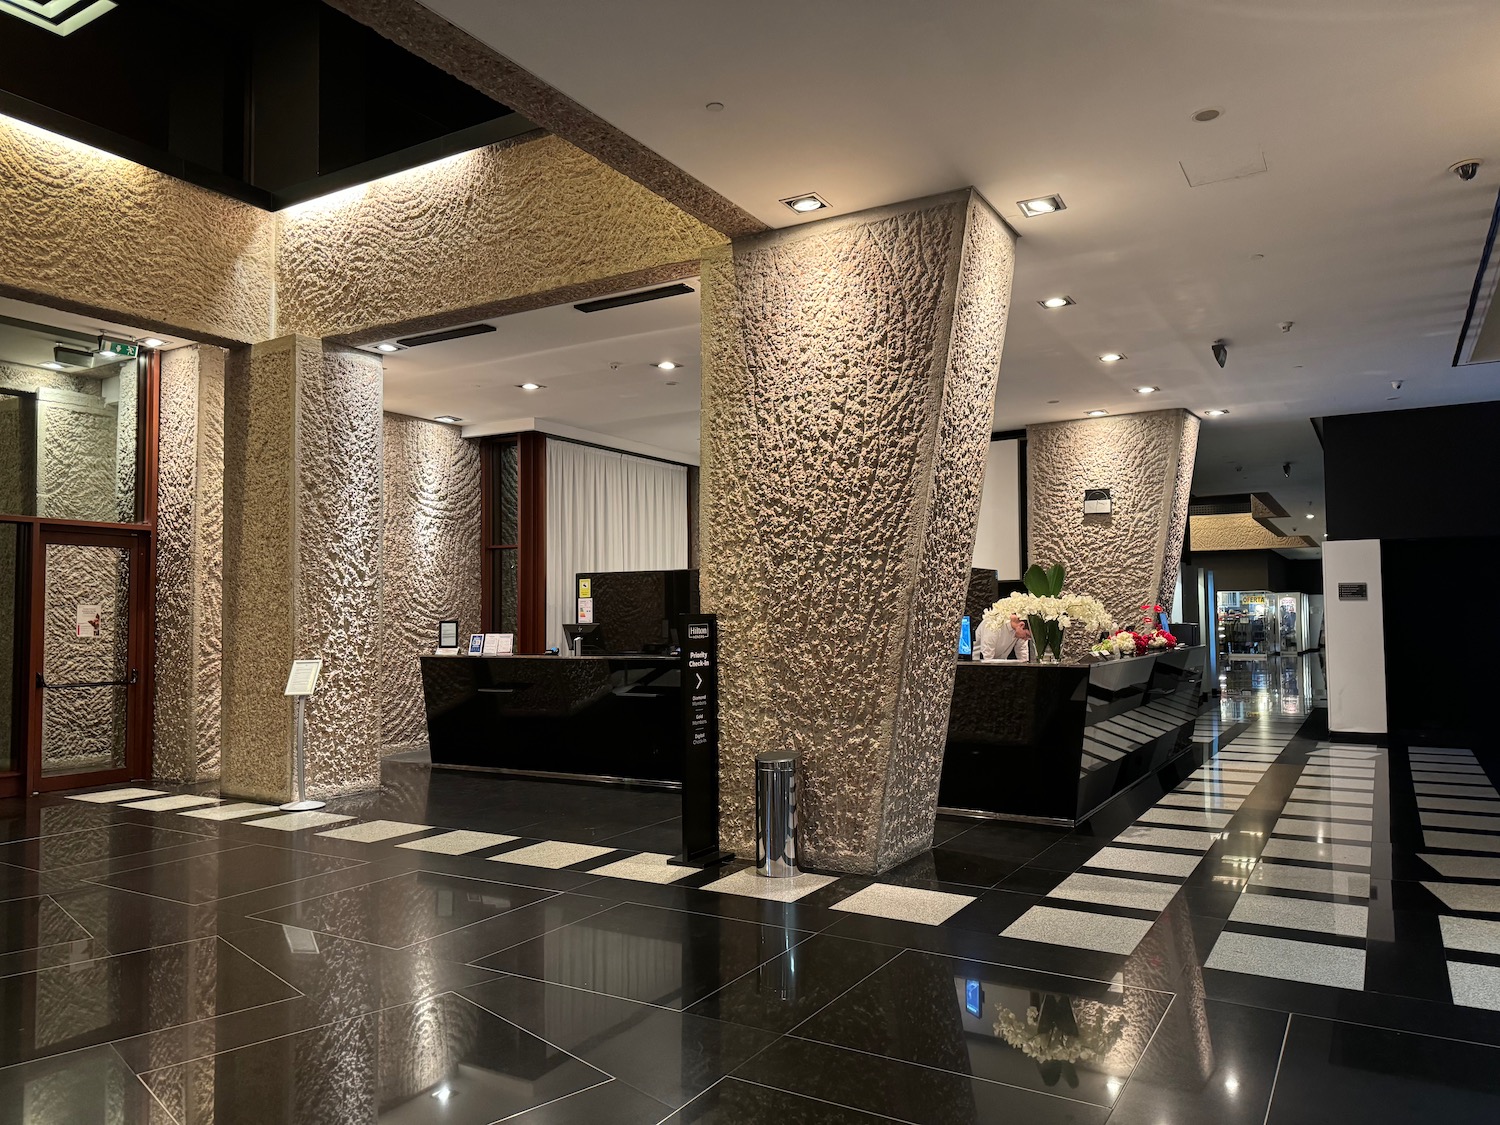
<box><xmin>575</xmin><ymin>570</ymin><xmax>700</xmax><ymax>654</ymax></box>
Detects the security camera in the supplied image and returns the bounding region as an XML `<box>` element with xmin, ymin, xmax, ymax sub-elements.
<box><xmin>1279</xmin><ymin>322</ymin><xmax>1293</xmax><ymax>334</ymax></box>
<box><xmin>1451</xmin><ymin>159</ymin><xmax>1483</xmax><ymax>181</ymax></box>
<box><xmin>1282</xmin><ymin>462</ymin><xmax>1291</xmax><ymax>477</ymax></box>
<box><xmin>1211</xmin><ymin>340</ymin><xmax>1228</xmax><ymax>368</ymax></box>
<box><xmin>1391</xmin><ymin>379</ymin><xmax>1404</xmax><ymax>391</ymax></box>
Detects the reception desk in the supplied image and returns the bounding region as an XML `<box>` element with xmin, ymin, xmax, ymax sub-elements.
<box><xmin>939</xmin><ymin>646</ymin><xmax>1205</xmax><ymax>825</ymax></box>
<box><xmin>420</xmin><ymin>655</ymin><xmax>683</xmax><ymax>786</ymax></box>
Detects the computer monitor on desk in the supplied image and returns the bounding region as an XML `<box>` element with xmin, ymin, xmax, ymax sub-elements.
<box><xmin>562</xmin><ymin>623</ymin><xmax>602</xmax><ymax>655</ymax></box>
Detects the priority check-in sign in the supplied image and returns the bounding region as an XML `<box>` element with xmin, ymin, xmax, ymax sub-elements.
<box><xmin>673</xmin><ymin>614</ymin><xmax>730</xmax><ymax>866</ymax></box>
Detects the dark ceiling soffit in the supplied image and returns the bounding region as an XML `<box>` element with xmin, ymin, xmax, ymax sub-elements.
<box><xmin>573</xmin><ymin>283</ymin><xmax>694</xmax><ymax>313</ymax></box>
<box><xmin>0</xmin><ymin>88</ymin><xmax>540</xmax><ymax>212</ymax></box>
<box><xmin>321</xmin><ymin>0</ymin><xmax>770</xmax><ymax>239</ymax></box>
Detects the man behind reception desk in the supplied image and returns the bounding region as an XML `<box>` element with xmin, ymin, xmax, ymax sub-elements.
<box><xmin>976</xmin><ymin>613</ymin><xmax>1031</xmax><ymax>661</ymax></box>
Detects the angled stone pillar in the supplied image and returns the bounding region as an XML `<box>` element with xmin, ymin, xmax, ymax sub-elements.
<box><xmin>155</xmin><ymin>346</ymin><xmax>225</xmax><ymax>783</ymax></box>
<box><xmin>700</xmin><ymin>190</ymin><xmax>1015</xmax><ymax>874</ymax></box>
<box><xmin>1026</xmin><ymin>409</ymin><xmax>1200</xmax><ymax>629</ymax></box>
<box><xmin>221</xmin><ymin>336</ymin><xmax>383</xmax><ymax>802</ymax></box>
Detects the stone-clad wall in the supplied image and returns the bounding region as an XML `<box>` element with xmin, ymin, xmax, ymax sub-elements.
<box><xmin>380</xmin><ymin>414</ymin><xmax>481</xmax><ymax>751</ymax></box>
<box><xmin>1026</xmin><ymin>409</ymin><xmax>1200</xmax><ymax>632</ymax></box>
<box><xmin>155</xmin><ymin>347</ymin><xmax>225</xmax><ymax>782</ymax></box>
<box><xmin>700</xmin><ymin>191</ymin><xmax>1015</xmax><ymax>874</ymax></box>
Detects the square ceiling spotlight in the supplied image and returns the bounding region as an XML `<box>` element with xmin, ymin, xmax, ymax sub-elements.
<box><xmin>1017</xmin><ymin>194</ymin><xmax>1066</xmax><ymax>217</ymax></box>
<box><xmin>1038</xmin><ymin>296</ymin><xmax>1075</xmax><ymax>309</ymax></box>
<box><xmin>779</xmin><ymin>192</ymin><xmax>830</xmax><ymax>215</ymax></box>
<box><xmin>0</xmin><ymin>0</ymin><xmax>117</xmax><ymax>36</ymax></box>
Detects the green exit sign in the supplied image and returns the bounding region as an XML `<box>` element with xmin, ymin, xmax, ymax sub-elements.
<box><xmin>98</xmin><ymin>339</ymin><xmax>138</xmax><ymax>359</ymax></box>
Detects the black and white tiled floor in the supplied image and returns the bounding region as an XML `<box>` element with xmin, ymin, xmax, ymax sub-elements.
<box><xmin>3</xmin><ymin>654</ymin><xmax>1499</xmax><ymax>1122</ymax></box>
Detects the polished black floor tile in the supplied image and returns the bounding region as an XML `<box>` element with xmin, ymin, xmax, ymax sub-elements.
<box><xmin>0</xmin><ymin>800</ymin><xmax>138</xmax><ymax>843</ymax></box>
<box><xmin>794</xmin><ymin>948</ymin><xmax>1171</xmax><ymax>1108</ymax></box>
<box><xmin>943</xmin><ymin>822</ymin><xmax>1071</xmax><ymax>864</ymax></box>
<box><xmin>463</xmin><ymin>973</ymin><xmax>777</xmax><ymax>1109</ymax></box>
<box><xmin>1104</xmin><ymin>998</ymin><xmax>1287</xmax><ymax>1125</ymax></box>
<box><xmin>874</xmin><ymin>846</ymin><xmax>1023</xmax><ymax>890</ymax></box>
<box><xmin>734</xmin><ymin>1036</ymin><xmax>1110</xmax><ymax>1125</ymax></box>
<box><xmin>251</xmin><ymin>869</ymin><xmax>554</xmax><ymax>948</ymax></box>
<box><xmin>0</xmin><ymin>1044</ymin><xmax>170</xmax><ymax>1124</ymax></box>
<box><xmin>90</xmin><ymin>843</ymin><xmax>366</xmax><ymax>905</ymax></box>
<box><xmin>46</xmin><ymin>884</ymin><xmax>222</xmax><ymax>954</ymax></box>
<box><xmin>0</xmin><ymin>936</ymin><xmax>298</xmax><ymax>1066</ymax></box>
<box><xmin>139</xmin><ymin>991</ymin><xmax>609</xmax><ymax>1125</ymax></box>
<box><xmin>480</xmin><ymin>900</ymin><xmax>811</xmax><ymax>1009</ymax></box>
<box><xmin>0</xmin><ymin>894</ymin><xmax>91</xmax><ymax>954</ymax></box>
<box><xmin>1265</xmin><ymin>1015</ymin><xmax>1500</xmax><ymax>1124</ymax></box>
<box><xmin>0</xmin><ymin>823</ymin><xmax>219</xmax><ymax>872</ymax></box>
<box><xmin>411</xmin><ymin>891</ymin><xmax>616</xmax><ymax>964</ymax></box>
<box><xmin>665</xmin><ymin>1077</ymin><xmax>903</xmax><ymax>1123</ymax></box>
<box><xmin>497</xmin><ymin>1078</ymin><xmax>673</xmax><ymax>1124</ymax></box>
<box><xmin>684</xmin><ymin>932</ymin><xmax>900</xmax><ymax>1033</ymax></box>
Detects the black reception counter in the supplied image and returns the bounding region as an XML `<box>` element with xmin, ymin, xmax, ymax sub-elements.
<box><xmin>420</xmin><ymin>655</ymin><xmax>683</xmax><ymax>786</ymax></box>
<box><xmin>939</xmin><ymin>646</ymin><xmax>1206</xmax><ymax>825</ymax></box>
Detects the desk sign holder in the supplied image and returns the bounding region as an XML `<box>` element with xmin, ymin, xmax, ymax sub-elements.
<box><xmin>281</xmin><ymin>659</ymin><xmax>324</xmax><ymax>811</ymax></box>
<box><xmin>670</xmin><ymin>614</ymin><xmax>733</xmax><ymax>868</ymax></box>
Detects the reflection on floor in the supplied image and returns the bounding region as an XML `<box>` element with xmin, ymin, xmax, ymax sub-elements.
<box><xmin>1</xmin><ymin>655</ymin><xmax>1498</xmax><ymax>1122</ymax></box>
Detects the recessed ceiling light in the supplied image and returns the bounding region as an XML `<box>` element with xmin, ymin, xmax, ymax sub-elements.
<box><xmin>1098</xmin><ymin>353</ymin><xmax>1125</xmax><ymax>363</ymax></box>
<box><xmin>376</xmin><ymin>343</ymin><xmax>399</xmax><ymax>353</ymax></box>
<box><xmin>1017</xmin><ymin>194</ymin><xmax>1066</xmax><ymax>217</ymax></box>
<box><xmin>1203</xmin><ymin>408</ymin><xmax>1229</xmax><ymax>417</ymax></box>
<box><xmin>41</xmin><ymin>361</ymin><xmax>65</xmax><ymax>370</ymax></box>
<box><xmin>1135</xmin><ymin>386</ymin><xmax>1160</xmax><ymax>394</ymax></box>
<box><xmin>518</xmin><ymin>383</ymin><xmax>544</xmax><ymax>391</ymax></box>
<box><xmin>141</xmin><ymin>338</ymin><xmax>165</xmax><ymax>349</ymax></box>
<box><xmin>1305</xmin><ymin>513</ymin><xmax>1315</xmax><ymax>520</ymax></box>
<box><xmin>433</xmin><ymin>415</ymin><xmax>463</xmax><ymax>424</ymax></box>
<box><xmin>1085</xmin><ymin>409</ymin><xmax>1109</xmax><ymax>417</ymax></box>
<box><xmin>1038</xmin><ymin>296</ymin><xmax>1074</xmax><ymax>309</ymax></box>
<box><xmin>1046</xmin><ymin>399</ymin><xmax>1060</xmax><ymax>404</ymax></box>
<box><xmin>655</xmin><ymin>361</ymin><xmax>678</xmax><ymax>370</ymax></box>
<box><xmin>705</xmin><ymin>101</ymin><xmax>724</xmax><ymax>112</ymax></box>
<box><xmin>1192</xmin><ymin>107</ymin><xmax>1223</xmax><ymax>123</ymax></box>
<box><xmin>665</xmin><ymin>380</ymin><xmax>679</xmax><ymax>386</ymax></box>
<box><xmin>780</xmin><ymin>192</ymin><xmax>829</xmax><ymax>214</ymax></box>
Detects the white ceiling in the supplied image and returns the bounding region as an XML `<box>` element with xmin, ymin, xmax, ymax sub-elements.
<box><xmin>401</xmin><ymin>0</ymin><xmax>1500</xmax><ymax>506</ymax></box>
<box><xmin>377</xmin><ymin>284</ymin><xmax>702</xmax><ymax>458</ymax></box>
<box><xmin>0</xmin><ymin>296</ymin><xmax>192</xmax><ymax>371</ymax></box>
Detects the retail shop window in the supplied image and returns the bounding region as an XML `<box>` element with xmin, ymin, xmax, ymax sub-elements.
<box><xmin>481</xmin><ymin>433</ymin><xmax>545</xmax><ymax>651</ymax></box>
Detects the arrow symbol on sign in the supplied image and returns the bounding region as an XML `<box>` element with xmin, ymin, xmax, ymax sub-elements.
<box><xmin>695</xmin><ymin>673</ymin><xmax>704</xmax><ymax>690</ymax></box>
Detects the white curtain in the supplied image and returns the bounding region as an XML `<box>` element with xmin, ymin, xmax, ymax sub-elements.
<box><xmin>544</xmin><ymin>439</ymin><xmax>689</xmax><ymax>650</ymax></box>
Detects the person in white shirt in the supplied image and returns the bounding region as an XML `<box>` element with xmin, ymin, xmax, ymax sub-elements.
<box><xmin>977</xmin><ymin>613</ymin><xmax>1031</xmax><ymax>661</ymax></box>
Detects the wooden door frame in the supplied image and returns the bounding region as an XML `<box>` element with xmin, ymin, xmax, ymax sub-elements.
<box><xmin>479</xmin><ymin>431</ymin><xmax>547</xmax><ymax>653</ymax></box>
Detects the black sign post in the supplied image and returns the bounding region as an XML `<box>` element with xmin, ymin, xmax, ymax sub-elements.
<box><xmin>670</xmin><ymin>613</ymin><xmax>733</xmax><ymax>867</ymax></box>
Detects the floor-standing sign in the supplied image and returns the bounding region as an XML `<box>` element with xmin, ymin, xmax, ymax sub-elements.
<box><xmin>671</xmin><ymin>614</ymin><xmax>732</xmax><ymax>866</ymax></box>
<box><xmin>281</xmin><ymin>658</ymin><xmax>324</xmax><ymax>811</ymax></box>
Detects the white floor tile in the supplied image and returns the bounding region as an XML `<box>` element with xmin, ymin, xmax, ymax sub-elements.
<box><xmin>123</xmin><ymin>795</ymin><xmax>220</xmax><ymax>812</ymax></box>
<box><xmin>1250</xmin><ymin>860</ymin><xmax>1370</xmax><ymax>898</ymax></box>
<box><xmin>1409</xmin><ymin>762</ymin><xmax>1486</xmax><ymax>774</ymax></box>
<box><xmin>1138</xmin><ymin>807</ymin><xmax>1233</xmax><ymax>830</ymax></box>
<box><xmin>1001</xmin><ymin>905</ymin><xmax>1153</xmax><ymax>955</ymax></box>
<box><xmin>588</xmin><ymin>852</ymin><xmax>701</xmax><ymax>884</ymax></box>
<box><xmin>1048</xmin><ymin>872</ymin><xmax>1180</xmax><ymax>912</ymax></box>
<box><xmin>1449</xmin><ymin>961</ymin><xmax>1500</xmax><ymax>1012</ymax></box>
<box><xmin>1260</xmin><ymin>838</ymin><xmax>1371</xmax><ymax>867</ymax></box>
<box><xmin>1418</xmin><ymin>796</ymin><xmax>1500</xmax><ymax>815</ymax></box>
<box><xmin>1421</xmin><ymin>854</ymin><xmax>1500</xmax><ymax>880</ymax></box>
<box><xmin>66</xmin><ymin>788</ymin><xmax>165</xmax><ymax>803</ymax></box>
<box><xmin>1440</xmin><ymin>915</ymin><xmax>1500</xmax><ymax>954</ymax></box>
<box><xmin>181</xmin><ymin>802</ymin><xmax>278</xmax><ymax>821</ymax></box>
<box><xmin>1157</xmin><ymin>794</ymin><xmax>1241</xmax><ymax>812</ymax></box>
<box><xmin>831</xmin><ymin>883</ymin><xmax>974</xmax><ymax>925</ymax></box>
<box><xmin>1205</xmin><ymin>931</ymin><xmax>1365</xmax><ymax>989</ymax></box>
<box><xmin>1229</xmin><ymin>891</ymin><xmax>1368</xmax><ymax>937</ymax></box>
<box><xmin>1274</xmin><ymin>817</ymin><xmax>1373</xmax><ymax>843</ymax></box>
<box><xmin>1420</xmin><ymin>811</ymin><xmax>1500</xmax><ymax>833</ymax></box>
<box><xmin>317</xmin><ymin>820</ymin><xmax>432</xmax><ymax>843</ymax></box>
<box><xmin>1418</xmin><ymin>783</ymin><xmax>1500</xmax><ymax>799</ymax></box>
<box><xmin>396</xmin><ymin>829</ymin><xmax>517</xmax><ymax>855</ymax></box>
<box><xmin>1424</xmin><ymin>830</ymin><xmax>1500</xmax><ymax>854</ymax></box>
<box><xmin>1282</xmin><ymin>801</ymin><xmax>1371</xmax><ymax>821</ymax></box>
<box><xmin>1114</xmin><ymin>825</ymin><xmax>1221</xmax><ymax>853</ymax></box>
<box><xmin>244</xmin><ymin>811</ymin><xmax>354</xmax><ymax>831</ymax></box>
<box><xmin>1413</xmin><ymin>773</ymin><xmax>1491</xmax><ymax>786</ymax></box>
<box><xmin>491</xmin><ymin>841</ymin><xmax>615</xmax><ymax>869</ymax></box>
<box><xmin>1292</xmin><ymin>787</ymin><xmax>1372</xmax><ymax>806</ymax></box>
<box><xmin>700</xmin><ymin>867</ymin><xmax>836</xmax><ymax>902</ymax></box>
<box><xmin>1422</xmin><ymin>881</ymin><xmax>1500</xmax><ymax>914</ymax></box>
<box><xmin>1083</xmin><ymin>846</ymin><xmax>1202</xmax><ymax>878</ymax></box>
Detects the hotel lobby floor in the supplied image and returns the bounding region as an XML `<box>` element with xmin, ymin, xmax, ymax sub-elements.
<box><xmin>2</xmin><ymin>657</ymin><xmax>1498</xmax><ymax>1123</ymax></box>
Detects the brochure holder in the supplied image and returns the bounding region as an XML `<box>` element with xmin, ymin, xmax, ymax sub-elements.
<box><xmin>281</xmin><ymin>659</ymin><xmax>324</xmax><ymax>811</ymax></box>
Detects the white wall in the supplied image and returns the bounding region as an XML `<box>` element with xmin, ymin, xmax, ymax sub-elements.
<box><xmin>972</xmin><ymin>437</ymin><xmax>1022</xmax><ymax>578</ymax></box>
<box><xmin>1323</xmin><ymin>539</ymin><xmax>1385</xmax><ymax>734</ymax></box>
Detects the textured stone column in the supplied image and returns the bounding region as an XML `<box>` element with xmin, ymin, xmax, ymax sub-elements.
<box><xmin>700</xmin><ymin>190</ymin><xmax>1015</xmax><ymax>874</ymax></box>
<box><xmin>221</xmin><ymin>337</ymin><xmax>383</xmax><ymax>802</ymax></box>
<box><xmin>155</xmin><ymin>346</ymin><xmax>225</xmax><ymax>782</ymax></box>
<box><xmin>1026</xmin><ymin>409</ymin><xmax>1200</xmax><ymax>629</ymax></box>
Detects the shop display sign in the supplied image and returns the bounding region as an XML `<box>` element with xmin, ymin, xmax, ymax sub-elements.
<box><xmin>1337</xmin><ymin>582</ymin><xmax>1368</xmax><ymax>601</ymax></box>
<box><xmin>672</xmin><ymin>613</ymin><xmax>731</xmax><ymax>866</ymax></box>
<box><xmin>468</xmin><ymin>634</ymin><xmax>485</xmax><ymax>656</ymax></box>
<box><xmin>283</xmin><ymin>659</ymin><xmax>322</xmax><ymax>697</ymax></box>
<box><xmin>481</xmin><ymin>633</ymin><xmax>514</xmax><ymax>656</ymax></box>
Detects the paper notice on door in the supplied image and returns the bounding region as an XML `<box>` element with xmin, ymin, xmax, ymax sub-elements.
<box><xmin>76</xmin><ymin>604</ymin><xmax>103</xmax><ymax>638</ymax></box>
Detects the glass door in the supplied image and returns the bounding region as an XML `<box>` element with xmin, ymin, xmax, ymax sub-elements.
<box><xmin>27</xmin><ymin>528</ymin><xmax>148</xmax><ymax>791</ymax></box>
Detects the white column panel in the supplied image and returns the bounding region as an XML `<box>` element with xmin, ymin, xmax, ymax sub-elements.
<box><xmin>1323</xmin><ymin>539</ymin><xmax>1386</xmax><ymax>734</ymax></box>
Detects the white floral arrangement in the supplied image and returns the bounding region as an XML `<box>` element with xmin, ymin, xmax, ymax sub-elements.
<box><xmin>995</xmin><ymin>1001</ymin><xmax>1127</xmax><ymax>1064</ymax></box>
<box><xmin>980</xmin><ymin>593</ymin><xmax>1113</xmax><ymax>637</ymax></box>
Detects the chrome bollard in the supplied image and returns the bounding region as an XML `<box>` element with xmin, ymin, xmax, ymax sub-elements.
<box><xmin>755</xmin><ymin>750</ymin><xmax>801</xmax><ymax>878</ymax></box>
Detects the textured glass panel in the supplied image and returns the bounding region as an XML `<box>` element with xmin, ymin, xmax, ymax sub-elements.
<box><xmin>0</xmin><ymin>357</ymin><xmax>139</xmax><ymax>522</ymax></box>
<box><xmin>0</xmin><ymin>523</ymin><xmax>17</xmax><ymax>772</ymax></box>
<box><xmin>499</xmin><ymin>441</ymin><xmax>519</xmax><ymax>545</ymax></box>
<box><xmin>41</xmin><ymin>544</ymin><xmax>131</xmax><ymax>776</ymax></box>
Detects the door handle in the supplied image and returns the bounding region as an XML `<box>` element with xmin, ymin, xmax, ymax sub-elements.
<box><xmin>37</xmin><ymin>668</ymin><xmax>137</xmax><ymax>690</ymax></box>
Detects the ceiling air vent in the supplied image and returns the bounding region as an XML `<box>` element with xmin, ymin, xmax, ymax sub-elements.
<box><xmin>395</xmin><ymin>324</ymin><xmax>497</xmax><ymax>348</ymax></box>
<box><xmin>574</xmin><ymin>284</ymin><xmax>695</xmax><ymax>314</ymax></box>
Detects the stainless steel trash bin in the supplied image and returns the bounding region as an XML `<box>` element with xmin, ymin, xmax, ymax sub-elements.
<box><xmin>755</xmin><ymin>750</ymin><xmax>800</xmax><ymax>878</ymax></box>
